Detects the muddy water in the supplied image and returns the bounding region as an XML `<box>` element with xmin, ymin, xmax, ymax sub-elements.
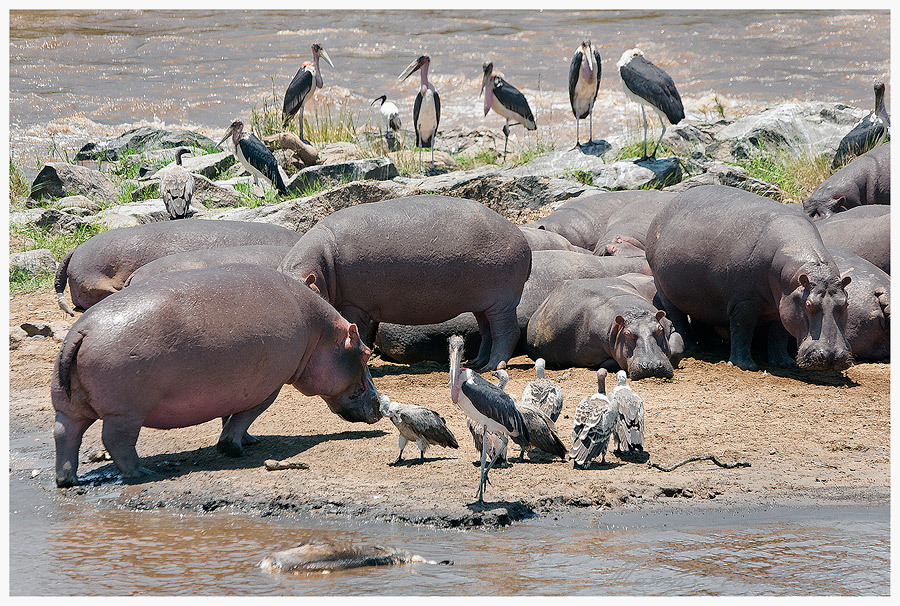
<box><xmin>8</xmin><ymin>10</ymin><xmax>890</xmax><ymax>174</ymax></box>
<box><xmin>9</xmin><ymin>471</ymin><xmax>889</xmax><ymax>595</ymax></box>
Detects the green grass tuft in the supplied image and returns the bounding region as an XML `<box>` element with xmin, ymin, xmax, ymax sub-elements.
<box><xmin>9</xmin><ymin>267</ymin><xmax>55</xmax><ymax>295</ymax></box>
<box><xmin>727</xmin><ymin>142</ymin><xmax>832</xmax><ymax>202</ymax></box>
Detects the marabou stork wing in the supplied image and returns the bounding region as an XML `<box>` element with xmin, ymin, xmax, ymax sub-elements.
<box><xmin>593</xmin><ymin>49</ymin><xmax>603</xmax><ymax>98</ymax></box>
<box><xmin>433</xmin><ymin>88</ymin><xmax>441</xmax><ymax>132</ymax></box>
<box><xmin>832</xmin><ymin>116</ymin><xmax>887</xmax><ymax>168</ymax></box>
<box><xmin>568</xmin><ymin>50</ymin><xmax>583</xmax><ymax>113</ymax></box>
<box><xmin>412</xmin><ymin>92</ymin><xmax>423</xmax><ymax>146</ymax></box>
<box><xmin>494</xmin><ymin>77</ymin><xmax>535</xmax><ymax>127</ymax></box>
<box><xmin>241</xmin><ymin>134</ymin><xmax>288</xmax><ymax>194</ymax></box>
<box><xmin>283</xmin><ymin>68</ymin><xmax>314</xmax><ymax>121</ymax></box>
<box><xmin>620</xmin><ymin>55</ymin><xmax>684</xmax><ymax>124</ymax></box>
<box><xmin>462</xmin><ymin>372</ymin><xmax>530</xmax><ymax>443</ymax></box>
<box><xmin>398</xmin><ymin>405</ymin><xmax>458</xmax><ymax>448</ymax></box>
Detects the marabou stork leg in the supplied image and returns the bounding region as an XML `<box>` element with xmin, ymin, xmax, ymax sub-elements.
<box><xmin>650</xmin><ymin>115</ymin><xmax>667</xmax><ymax>159</ymax></box>
<box><xmin>573</xmin><ymin>119</ymin><xmax>580</xmax><ymax>150</ymax></box>
<box><xmin>474</xmin><ymin>429</ymin><xmax>489</xmax><ymax>503</ymax></box>
<box><xmin>483</xmin><ymin>434</ymin><xmax>508</xmax><ymax>489</ymax></box>
<box><xmin>502</xmin><ymin>122</ymin><xmax>510</xmax><ymax>161</ymax></box>
<box><xmin>640</xmin><ymin>105</ymin><xmax>649</xmax><ymax>160</ymax></box>
<box><xmin>589</xmin><ymin>111</ymin><xmax>593</xmax><ymax>144</ymax></box>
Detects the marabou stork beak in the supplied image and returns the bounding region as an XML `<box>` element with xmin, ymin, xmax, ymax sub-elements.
<box><xmin>217</xmin><ymin>124</ymin><xmax>234</xmax><ymax>147</ymax></box>
<box><xmin>448</xmin><ymin>335</ymin><xmax>464</xmax><ymax>403</ymax></box>
<box><xmin>398</xmin><ymin>56</ymin><xmax>423</xmax><ymax>82</ymax></box>
<box><xmin>480</xmin><ymin>62</ymin><xmax>492</xmax><ymax>97</ymax></box>
<box><xmin>318</xmin><ymin>48</ymin><xmax>335</xmax><ymax>69</ymax></box>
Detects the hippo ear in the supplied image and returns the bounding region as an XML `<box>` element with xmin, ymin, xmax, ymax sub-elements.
<box><xmin>303</xmin><ymin>273</ymin><xmax>321</xmax><ymax>295</ymax></box>
<box><xmin>655</xmin><ymin>310</ymin><xmax>667</xmax><ymax>322</ymax></box>
<box><xmin>615</xmin><ymin>315</ymin><xmax>626</xmax><ymax>327</ymax></box>
<box><xmin>348</xmin><ymin>323</ymin><xmax>360</xmax><ymax>344</ymax></box>
<box><xmin>840</xmin><ymin>276</ymin><xmax>851</xmax><ymax>288</ymax></box>
<box><xmin>615</xmin><ymin>236</ymin><xmax>624</xmax><ymax>243</ymax></box>
<box><xmin>798</xmin><ymin>274</ymin><xmax>810</xmax><ymax>289</ymax></box>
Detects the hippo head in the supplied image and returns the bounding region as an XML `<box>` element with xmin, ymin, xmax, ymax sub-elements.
<box><xmin>803</xmin><ymin>187</ymin><xmax>843</xmax><ymax>221</ymax></box>
<box><xmin>612</xmin><ymin>307</ymin><xmax>675</xmax><ymax>380</ymax></box>
<box><xmin>294</xmin><ymin>324</ymin><xmax>381</xmax><ymax>423</ymax></box>
<box><xmin>780</xmin><ymin>268</ymin><xmax>854</xmax><ymax>372</ymax></box>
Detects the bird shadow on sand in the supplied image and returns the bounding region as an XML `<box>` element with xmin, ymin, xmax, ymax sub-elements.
<box><xmin>389</xmin><ymin>454</ymin><xmax>457</xmax><ymax>467</ymax></box>
<box><xmin>575</xmin><ymin>459</ymin><xmax>626</xmax><ymax>471</ymax></box>
<box><xmin>614</xmin><ymin>450</ymin><xmax>650</xmax><ymax>464</ymax></box>
<box><xmin>76</xmin><ymin>429</ymin><xmax>388</xmax><ymax>487</ymax></box>
<box><xmin>576</xmin><ymin>139</ymin><xmax>611</xmax><ymax>156</ymax></box>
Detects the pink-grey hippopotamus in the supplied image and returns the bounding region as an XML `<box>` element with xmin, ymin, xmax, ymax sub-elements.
<box><xmin>123</xmin><ymin>245</ymin><xmax>291</xmax><ymax>287</ymax></box>
<box><xmin>647</xmin><ymin>185</ymin><xmax>853</xmax><ymax>372</ymax></box>
<box><xmin>278</xmin><ymin>195</ymin><xmax>531</xmax><ymax>371</ymax></box>
<box><xmin>373</xmin><ymin>250</ymin><xmax>651</xmax><ymax>365</ymax></box>
<box><xmin>51</xmin><ymin>264</ymin><xmax>379</xmax><ymax>488</ymax></box>
<box><xmin>518</xmin><ymin>226</ymin><xmax>592</xmax><ymax>253</ymax></box>
<box><xmin>803</xmin><ymin>144</ymin><xmax>890</xmax><ymax>221</ymax></box>
<box><xmin>525</xmin><ymin>277</ymin><xmax>683</xmax><ymax>378</ymax></box>
<box><xmin>590</xmin><ymin>191</ymin><xmax>675</xmax><ymax>255</ymax></box>
<box><xmin>814</xmin><ymin>205</ymin><xmax>890</xmax><ymax>275</ymax></box>
<box><xmin>55</xmin><ymin>219</ymin><xmax>302</xmax><ymax>315</ymax></box>
<box><xmin>825</xmin><ymin>245</ymin><xmax>890</xmax><ymax>361</ymax></box>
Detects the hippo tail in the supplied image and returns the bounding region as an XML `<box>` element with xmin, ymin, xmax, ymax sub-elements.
<box><xmin>55</xmin><ymin>329</ymin><xmax>85</xmax><ymax>399</ymax></box>
<box><xmin>55</xmin><ymin>250</ymin><xmax>75</xmax><ymax>316</ymax></box>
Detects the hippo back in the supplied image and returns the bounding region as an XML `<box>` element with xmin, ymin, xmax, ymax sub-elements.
<box><xmin>592</xmin><ymin>190</ymin><xmax>676</xmax><ymax>254</ymax></box>
<box><xmin>125</xmin><ymin>245</ymin><xmax>291</xmax><ymax>287</ymax></box>
<box><xmin>524</xmin><ymin>193</ymin><xmax>630</xmax><ymax>250</ymax></box>
<box><xmin>815</xmin><ymin>205</ymin><xmax>890</xmax><ymax>274</ymax></box>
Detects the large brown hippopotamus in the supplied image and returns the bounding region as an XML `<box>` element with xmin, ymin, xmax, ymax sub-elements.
<box><xmin>123</xmin><ymin>245</ymin><xmax>291</xmax><ymax>287</ymax></box>
<box><xmin>525</xmin><ymin>277</ymin><xmax>683</xmax><ymax>378</ymax></box>
<box><xmin>803</xmin><ymin>144</ymin><xmax>890</xmax><ymax>220</ymax></box>
<box><xmin>825</xmin><ymin>245</ymin><xmax>890</xmax><ymax>361</ymax></box>
<box><xmin>279</xmin><ymin>195</ymin><xmax>531</xmax><ymax>371</ymax></box>
<box><xmin>814</xmin><ymin>205</ymin><xmax>890</xmax><ymax>275</ymax></box>
<box><xmin>51</xmin><ymin>264</ymin><xmax>379</xmax><ymax>488</ymax></box>
<box><xmin>646</xmin><ymin>185</ymin><xmax>853</xmax><ymax>372</ymax></box>
<box><xmin>591</xmin><ymin>191</ymin><xmax>675</xmax><ymax>254</ymax></box>
<box><xmin>373</xmin><ymin>250</ymin><xmax>651</xmax><ymax>365</ymax></box>
<box><xmin>55</xmin><ymin>219</ymin><xmax>302</xmax><ymax>315</ymax></box>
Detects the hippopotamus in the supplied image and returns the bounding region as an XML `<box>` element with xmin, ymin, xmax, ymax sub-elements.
<box><xmin>825</xmin><ymin>245</ymin><xmax>890</xmax><ymax>361</ymax></box>
<box><xmin>519</xmin><ymin>226</ymin><xmax>592</xmax><ymax>253</ymax></box>
<box><xmin>259</xmin><ymin>538</ymin><xmax>451</xmax><ymax>573</ymax></box>
<box><xmin>591</xmin><ymin>191</ymin><xmax>675</xmax><ymax>255</ymax></box>
<box><xmin>123</xmin><ymin>245</ymin><xmax>290</xmax><ymax>287</ymax></box>
<box><xmin>55</xmin><ymin>219</ymin><xmax>302</xmax><ymax>315</ymax></box>
<box><xmin>374</xmin><ymin>250</ymin><xmax>651</xmax><ymax>364</ymax></box>
<box><xmin>597</xmin><ymin>236</ymin><xmax>647</xmax><ymax>258</ymax></box>
<box><xmin>51</xmin><ymin>264</ymin><xmax>379</xmax><ymax>488</ymax></box>
<box><xmin>803</xmin><ymin>144</ymin><xmax>890</xmax><ymax>220</ymax></box>
<box><xmin>814</xmin><ymin>205</ymin><xmax>890</xmax><ymax>274</ymax></box>
<box><xmin>523</xmin><ymin>193</ymin><xmax>630</xmax><ymax>251</ymax></box>
<box><xmin>525</xmin><ymin>277</ymin><xmax>683</xmax><ymax>378</ymax></box>
<box><xmin>279</xmin><ymin>195</ymin><xmax>531</xmax><ymax>370</ymax></box>
<box><xmin>646</xmin><ymin>185</ymin><xmax>852</xmax><ymax>371</ymax></box>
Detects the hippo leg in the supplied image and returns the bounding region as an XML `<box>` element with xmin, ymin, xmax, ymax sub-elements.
<box><xmin>221</xmin><ymin>415</ymin><xmax>261</xmax><ymax>447</ymax></box>
<box><xmin>479</xmin><ymin>305</ymin><xmax>521</xmax><ymax>371</ymax></box>
<box><xmin>469</xmin><ymin>312</ymin><xmax>493</xmax><ymax>369</ymax></box>
<box><xmin>728</xmin><ymin>300</ymin><xmax>760</xmax><ymax>371</ymax></box>
<box><xmin>656</xmin><ymin>289</ymin><xmax>696</xmax><ymax>349</ymax></box>
<box><xmin>100</xmin><ymin>415</ymin><xmax>153</xmax><ymax>482</ymax></box>
<box><xmin>217</xmin><ymin>388</ymin><xmax>281</xmax><ymax>457</ymax></box>
<box><xmin>53</xmin><ymin>411</ymin><xmax>95</xmax><ymax>488</ymax></box>
<box><xmin>766</xmin><ymin>323</ymin><xmax>797</xmax><ymax>368</ymax></box>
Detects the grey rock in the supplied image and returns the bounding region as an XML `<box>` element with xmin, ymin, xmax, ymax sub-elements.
<box><xmin>30</xmin><ymin>162</ymin><xmax>118</xmax><ymax>203</ymax></box>
<box><xmin>48</xmin><ymin>320</ymin><xmax>71</xmax><ymax>341</ymax></box>
<box><xmin>285</xmin><ymin>158</ymin><xmax>398</xmax><ymax>195</ymax></box>
<box><xmin>435</xmin><ymin>125</ymin><xmax>511</xmax><ymax>156</ymax></box>
<box><xmin>318</xmin><ymin>142</ymin><xmax>365</xmax><ymax>165</ymax></box>
<box><xmin>191</xmin><ymin>174</ymin><xmax>245</xmax><ymax>208</ymax></box>
<box><xmin>9</xmin><ymin>249</ymin><xmax>57</xmax><ymax>274</ymax></box>
<box><xmin>664</xmin><ymin>161</ymin><xmax>786</xmax><ymax>200</ymax></box>
<box><xmin>75</xmin><ymin>125</ymin><xmax>220</xmax><ymax>162</ymax></box>
<box><xmin>589</xmin><ymin>157</ymin><xmax>682</xmax><ymax>190</ymax></box>
<box><xmin>92</xmin><ymin>199</ymin><xmax>177</xmax><ymax>228</ymax></box>
<box><xmin>53</xmin><ymin>195</ymin><xmax>103</xmax><ymax>214</ymax></box>
<box><xmin>9</xmin><ymin>326</ymin><xmax>28</xmax><ymax>349</ymax></box>
<box><xmin>147</xmin><ymin>151</ymin><xmax>235</xmax><ymax>181</ymax></box>
<box><xmin>502</xmin><ymin>141</ymin><xmax>613</xmax><ymax>178</ymax></box>
<box><xmin>9</xmin><ymin>209</ymin><xmax>45</xmax><ymax>228</ymax></box>
<box><xmin>660</xmin><ymin>121</ymin><xmax>720</xmax><ymax>157</ymax></box>
<box><xmin>11</xmin><ymin>208</ymin><xmax>90</xmax><ymax>234</ymax></box>
<box><xmin>712</xmin><ymin>102</ymin><xmax>868</xmax><ymax>161</ymax></box>
<box><xmin>262</xmin><ymin>132</ymin><xmax>319</xmax><ymax>167</ymax></box>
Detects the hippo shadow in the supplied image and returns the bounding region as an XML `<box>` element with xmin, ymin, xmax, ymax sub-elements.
<box><xmin>78</xmin><ymin>429</ymin><xmax>388</xmax><ymax>486</ymax></box>
<box><xmin>759</xmin><ymin>365</ymin><xmax>859</xmax><ymax>387</ymax></box>
<box><xmin>370</xmin><ymin>361</ymin><xmax>446</xmax><ymax>377</ymax></box>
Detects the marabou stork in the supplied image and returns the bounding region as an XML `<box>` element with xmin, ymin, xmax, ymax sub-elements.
<box><xmin>569</xmin><ymin>368</ymin><xmax>618</xmax><ymax>469</ymax></box>
<box><xmin>617</xmin><ymin>48</ymin><xmax>684</xmax><ymax>160</ymax></box>
<box><xmin>832</xmin><ymin>81</ymin><xmax>891</xmax><ymax>168</ymax></box>
<box><xmin>378</xmin><ymin>394</ymin><xmax>458</xmax><ymax>465</ymax></box>
<box><xmin>568</xmin><ymin>40</ymin><xmax>603</xmax><ymax>148</ymax></box>
<box><xmin>449</xmin><ymin>335</ymin><xmax>529</xmax><ymax>504</ymax></box>
<box><xmin>219</xmin><ymin>119</ymin><xmax>288</xmax><ymax>196</ymax></box>
<box><xmin>481</xmin><ymin>61</ymin><xmax>536</xmax><ymax>161</ymax></box>
<box><xmin>612</xmin><ymin>370</ymin><xmax>645</xmax><ymax>453</ymax></box>
<box><xmin>520</xmin><ymin>358</ymin><xmax>564</xmax><ymax>423</ymax></box>
<box><xmin>372</xmin><ymin>95</ymin><xmax>402</xmax><ymax>151</ymax></box>
<box><xmin>398</xmin><ymin>54</ymin><xmax>441</xmax><ymax>171</ymax></box>
<box><xmin>160</xmin><ymin>147</ymin><xmax>194</xmax><ymax>219</ymax></box>
<box><xmin>282</xmin><ymin>43</ymin><xmax>335</xmax><ymax>141</ymax></box>
<box><xmin>467</xmin><ymin>369</ymin><xmax>510</xmax><ymax>469</ymax></box>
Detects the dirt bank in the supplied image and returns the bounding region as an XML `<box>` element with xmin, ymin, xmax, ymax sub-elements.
<box><xmin>9</xmin><ymin>288</ymin><xmax>890</xmax><ymax>528</ymax></box>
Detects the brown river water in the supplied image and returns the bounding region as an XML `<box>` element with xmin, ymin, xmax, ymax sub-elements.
<box><xmin>6</xmin><ymin>9</ymin><xmax>892</xmax><ymax>596</ymax></box>
<box><xmin>8</xmin><ymin>9</ymin><xmax>890</xmax><ymax>176</ymax></box>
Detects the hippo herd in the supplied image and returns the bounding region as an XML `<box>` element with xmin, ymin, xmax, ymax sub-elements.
<box><xmin>49</xmin><ymin>143</ymin><xmax>890</xmax><ymax>488</ymax></box>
